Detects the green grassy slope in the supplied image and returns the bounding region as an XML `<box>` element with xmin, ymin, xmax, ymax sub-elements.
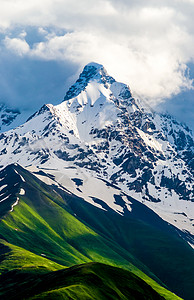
<box><xmin>0</xmin><ymin>262</ymin><xmax>174</xmax><ymax>300</ymax></box>
<box><xmin>0</xmin><ymin>239</ymin><xmax>64</xmax><ymax>275</ymax></box>
<box><xmin>0</xmin><ymin>238</ymin><xmax>181</xmax><ymax>300</ymax></box>
<box><xmin>0</xmin><ymin>165</ymin><xmax>183</xmax><ymax>299</ymax></box>
<box><xmin>64</xmin><ymin>192</ymin><xmax>194</xmax><ymax>300</ymax></box>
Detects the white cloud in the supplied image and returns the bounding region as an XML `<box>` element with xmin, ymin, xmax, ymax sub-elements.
<box><xmin>4</xmin><ymin>37</ymin><xmax>30</xmax><ymax>56</ymax></box>
<box><xmin>0</xmin><ymin>0</ymin><xmax>194</xmax><ymax>106</ymax></box>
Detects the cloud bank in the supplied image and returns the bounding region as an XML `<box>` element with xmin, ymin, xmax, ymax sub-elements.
<box><xmin>0</xmin><ymin>0</ymin><xmax>193</xmax><ymax>128</ymax></box>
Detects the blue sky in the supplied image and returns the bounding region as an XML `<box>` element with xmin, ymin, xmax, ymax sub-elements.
<box><xmin>0</xmin><ymin>0</ymin><xmax>193</xmax><ymax>131</ymax></box>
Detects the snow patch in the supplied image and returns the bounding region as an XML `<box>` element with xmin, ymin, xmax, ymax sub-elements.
<box><xmin>0</xmin><ymin>194</ymin><xmax>10</xmax><ymax>203</ymax></box>
<box><xmin>10</xmin><ymin>197</ymin><xmax>19</xmax><ymax>212</ymax></box>
<box><xmin>19</xmin><ymin>188</ymin><xmax>25</xmax><ymax>195</ymax></box>
<box><xmin>188</xmin><ymin>242</ymin><xmax>194</xmax><ymax>249</ymax></box>
<box><xmin>0</xmin><ymin>184</ymin><xmax>7</xmax><ymax>192</ymax></box>
<box><xmin>20</xmin><ymin>175</ymin><xmax>25</xmax><ymax>182</ymax></box>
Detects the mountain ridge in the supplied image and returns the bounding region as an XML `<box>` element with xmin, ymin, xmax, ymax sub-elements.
<box><xmin>0</xmin><ymin>62</ymin><xmax>193</xmax><ymax>246</ymax></box>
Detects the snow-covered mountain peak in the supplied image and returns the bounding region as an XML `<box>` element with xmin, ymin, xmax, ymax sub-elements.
<box><xmin>61</xmin><ymin>62</ymin><xmax>136</xmax><ymax>121</ymax></box>
<box><xmin>85</xmin><ymin>62</ymin><xmax>104</xmax><ymax>71</ymax></box>
<box><xmin>0</xmin><ymin>63</ymin><xmax>193</xmax><ymax>245</ymax></box>
<box><xmin>48</xmin><ymin>64</ymin><xmax>137</xmax><ymax>141</ymax></box>
<box><xmin>64</xmin><ymin>62</ymin><xmax>116</xmax><ymax>101</ymax></box>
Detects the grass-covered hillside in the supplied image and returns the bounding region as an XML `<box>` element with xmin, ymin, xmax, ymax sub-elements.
<box><xmin>0</xmin><ymin>164</ymin><xmax>188</xmax><ymax>299</ymax></box>
<box><xmin>0</xmin><ymin>262</ymin><xmax>167</xmax><ymax>300</ymax></box>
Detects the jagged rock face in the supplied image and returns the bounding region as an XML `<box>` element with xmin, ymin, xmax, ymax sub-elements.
<box><xmin>0</xmin><ymin>62</ymin><xmax>193</xmax><ymax>240</ymax></box>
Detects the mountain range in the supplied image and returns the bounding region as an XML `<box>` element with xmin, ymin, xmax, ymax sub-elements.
<box><xmin>0</xmin><ymin>62</ymin><xmax>193</xmax><ymax>299</ymax></box>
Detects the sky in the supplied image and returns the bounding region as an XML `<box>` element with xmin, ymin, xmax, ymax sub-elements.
<box><xmin>0</xmin><ymin>0</ymin><xmax>194</xmax><ymax>131</ymax></box>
